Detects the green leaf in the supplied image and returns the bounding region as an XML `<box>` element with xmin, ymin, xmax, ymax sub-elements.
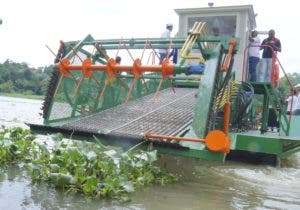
<box><xmin>85</xmin><ymin>151</ymin><xmax>97</xmax><ymax>161</ymax></box>
<box><xmin>146</xmin><ymin>150</ymin><xmax>157</xmax><ymax>163</ymax></box>
<box><xmin>3</xmin><ymin>139</ymin><xmax>13</xmax><ymax>147</ymax></box>
<box><xmin>82</xmin><ymin>176</ymin><xmax>98</xmax><ymax>195</ymax></box>
<box><xmin>50</xmin><ymin>173</ymin><xmax>75</xmax><ymax>187</ymax></box>
<box><xmin>121</xmin><ymin>180</ymin><xmax>135</xmax><ymax>193</ymax></box>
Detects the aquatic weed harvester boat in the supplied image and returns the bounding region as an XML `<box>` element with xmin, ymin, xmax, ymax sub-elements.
<box><xmin>29</xmin><ymin>5</ymin><xmax>300</xmax><ymax>165</ymax></box>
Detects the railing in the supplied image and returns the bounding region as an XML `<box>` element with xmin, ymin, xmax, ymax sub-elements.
<box><xmin>242</xmin><ymin>44</ymin><xmax>295</xmax><ymax>128</ymax></box>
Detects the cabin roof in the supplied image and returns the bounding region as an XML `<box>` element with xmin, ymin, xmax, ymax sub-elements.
<box><xmin>175</xmin><ymin>5</ymin><xmax>256</xmax><ymax>29</ymax></box>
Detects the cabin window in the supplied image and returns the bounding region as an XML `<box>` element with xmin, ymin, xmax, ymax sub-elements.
<box><xmin>187</xmin><ymin>16</ymin><xmax>237</xmax><ymax>36</ymax></box>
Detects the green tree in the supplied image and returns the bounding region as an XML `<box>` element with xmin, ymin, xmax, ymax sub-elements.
<box><xmin>278</xmin><ymin>73</ymin><xmax>300</xmax><ymax>97</ymax></box>
<box><xmin>0</xmin><ymin>80</ymin><xmax>14</xmax><ymax>93</ymax></box>
<box><xmin>0</xmin><ymin>60</ymin><xmax>55</xmax><ymax>96</ymax></box>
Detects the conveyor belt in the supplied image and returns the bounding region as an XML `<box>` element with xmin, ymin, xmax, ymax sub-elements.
<box><xmin>62</xmin><ymin>87</ymin><xmax>198</xmax><ymax>139</ymax></box>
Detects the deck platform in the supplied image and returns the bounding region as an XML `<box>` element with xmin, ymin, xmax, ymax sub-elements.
<box><xmin>57</xmin><ymin>87</ymin><xmax>198</xmax><ymax>139</ymax></box>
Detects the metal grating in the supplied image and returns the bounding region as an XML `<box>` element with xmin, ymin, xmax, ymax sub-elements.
<box><xmin>61</xmin><ymin>87</ymin><xmax>198</xmax><ymax>139</ymax></box>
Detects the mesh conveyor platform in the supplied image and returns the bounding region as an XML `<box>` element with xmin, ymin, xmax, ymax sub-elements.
<box><xmin>61</xmin><ymin>87</ymin><xmax>198</xmax><ymax>139</ymax></box>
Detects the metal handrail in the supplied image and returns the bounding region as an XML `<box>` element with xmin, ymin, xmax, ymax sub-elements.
<box><xmin>243</xmin><ymin>44</ymin><xmax>294</xmax><ymax>87</ymax></box>
<box><xmin>242</xmin><ymin>44</ymin><xmax>294</xmax><ymax>131</ymax></box>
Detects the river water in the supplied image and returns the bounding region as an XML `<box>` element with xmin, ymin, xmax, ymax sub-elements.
<box><xmin>0</xmin><ymin>96</ymin><xmax>300</xmax><ymax>210</ymax></box>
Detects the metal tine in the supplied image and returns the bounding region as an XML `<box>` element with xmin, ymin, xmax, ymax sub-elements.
<box><xmin>53</xmin><ymin>75</ymin><xmax>64</xmax><ymax>97</ymax></box>
<box><xmin>120</xmin><ymin>37</ymin><xmax>135</xmax><ymax>62</ymax></box>
<box><xmin>114</xmin><ymin>40</ymin><xmax>128</xmax><ymax>92</ymax></box>
<box><xmin>146</xmin><ymin>51</ymin><xmax>157</xmax><ymax>65</ymax></box>
<box><xmin>166</xmin><ymin>38</ymin><xmax>173</xmax><ymax>60</ymax></box>
<box><xmin>122</xmin><ymin>38</ymin><xmax>149</xmax><ymax>103</ymax></box>
<box><xmin>95</xmin><ymin>42</ymin><xmax>109</xmax><ymax>61</ymax></box>
<box><xmin>152</xmin><ymin>78</ymin><xmax>164</xmax><ymax>103</ymax></box>
<box><xmin>141</xmin><ymin>76</ymin><xmax>149</xmax><ymax>92</ymax></box>
<box><xmin>92</xmin><ymin>74</ymin><xmax>102</xmax><ymax>89</ymax></box>
<box><xmin>168</xmin><ymin>78</ymin><xmax>176</xmax><ymax>94</ymax></box>
<box><xmin>147</xmin><ymin>41</ymin><xmax>161</xmax><ymax>61</ymax></box>
<box><xmin>90</xmin><ymin>42</ymin><xmax>97</xmax><ymax>59</ymax></box>
<box><xmin>115</xmin><ymin>40</ymin><xmax>121</xmax><ymax>58</ymax></box>
<box><xmin>139</xmin><ymin>40</ymin><xmax>151</xmax><ymax>92</ymax></box>
<box><xmin>72</xmin><ymin>76</ymin><xmax>84</xmax><ymax>98</ymax></box>
<box><xmin>69</xmin><ymin>46</ymin><xmax>87</xmax><ymax>97</ymax></box>
<box><xmin>70</xmin><ymin>45</ymin><xmax>84</xmax><ymax>63</ymax></box>
<box><xmin>125</xmin><ymin>78</ymin><xmax>137</xmax><ymax>103</ymax></box>
<box><xmin>117</xmin><ymin>77</ymin><xmax>128</xmax><ymax>91</ymax></box>
<box><xmin>98</xmin><ymin>79</ymin><xmax>109</xmax><ymax>101</ymax></box>
<box><xmin>86</xmin><ymin>43</ymin><xmax>103</xmax><ymax>90</ymax></box>
<box><xmin>140</xmin><ymin>40</ymin><xmax>149</xmax><ymax>61</ymax></box>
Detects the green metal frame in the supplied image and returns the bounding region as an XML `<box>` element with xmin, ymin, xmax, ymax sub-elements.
<box><xmin>33</xmin><ymin>32</ymin><xmax>300</xmax><ymax>163</ymax></box>
<box><xmin>44</xmin><ymin>34</ymin><xmax>239</xmax><ymax>126</ymax></box>
<box><xmin>251</xmin><ymin>82</ymin><xmax>290</xmax><ymax>135</ymax></box>
<box><xmin>232</xmin><ymin>132</ymin><xmax>300</xmax><ymax>158</ymax></box>
<box><xmin>191</xmin><ymin>44</ymin><xmax>222</xmax><ymax>138</ymax></box>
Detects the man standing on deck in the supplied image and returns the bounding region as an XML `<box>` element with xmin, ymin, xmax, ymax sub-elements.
<box><xmin>248</xmin><ymin>30</ymin><xmax>261</xmax><ymax>82</ymax></box>
<box><xmin>258</xmin><ymin>29</ymin><xmax>281</xmax><ymax>82</ymax></box>
<box><xmin>286</xmin><ymin>90</ymin><xmax>298</xmax><ymax>115</ymax></box>
<box><xmin>159</xmin><ymin>23</ymin><xmax>173</xmax><ymax>64</ymax></box>
<box><xmin>294</xmin><ymin>83</ymin><xmax>300</xmax><ymax>114</ymax></box>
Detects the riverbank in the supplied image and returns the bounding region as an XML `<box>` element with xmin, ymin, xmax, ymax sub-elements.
<box><xmin>0</xmin><ymin>93</ymin><xmax>44</xmax><ymax>100</ymax></box>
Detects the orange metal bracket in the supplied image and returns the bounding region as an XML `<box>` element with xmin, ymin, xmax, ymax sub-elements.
<box><xmin>106</xmin><ymin>58</ymin><xmax>117</xmax><ymax>80</ymax></box>
<box><xmin>46</xmin><ymin>43</ymin><xmax>77</xmax><ymax>98</ymax></box>
<box><xmin>145</xmin><ymin>129</ymin><xmax>231</xmax><ymax>154</ymax></box>
<box><xmin>55</xmin><ymin>54</ymin><xmax>176</xmax><ymax>103</ymax></box>
<box><xmin>56</xmin><ymin>58</ymin><xmax>174</xmax><ymax>80</ymax></box>
<box><xmin>221</xmin><ymin>38</ymin><xmax>236</xmax><ymax>72</ymax></box>
<box><xmin>53</xmin><ymin>59</ymin><xmax>72</xmax><ymax>97</ymax></box>
<box><xmin>132</xmin><ymin>58</ymin><xmax>142</xmax><ymax>78</ymax></box>
<box><xmin>145</xmin><ymin>133</ymin><xmax>205</xmax><ymax>143</ymax></box>
<box><xmin>161</xmin><ymin>59</ymin><xmax>175</xmax><ymax>80</ymax></box>
<box><xmin>205</xmin><ymin>130</ymin><xmax>231</xmax><ymax>154</ymax></box>
<box><xmin>82</xmin><ymin>58</ymin><xmax>93</xmax><ymax>78</ymax></box>
<box><xmin>58</xmin><ymin>58</ymin><xmax>71</xmax><ymax>77</ymax></box>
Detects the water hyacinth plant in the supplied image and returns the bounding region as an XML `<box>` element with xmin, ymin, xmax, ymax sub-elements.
<box><xmin>0</xmin><ymin>126</ymin><xmax>178</xmax><ymax>200</ymax></box>
<box><xmin>0</xmin><ymin>126</ymin><xmax>35</xmax><ymax>164</ymax></box>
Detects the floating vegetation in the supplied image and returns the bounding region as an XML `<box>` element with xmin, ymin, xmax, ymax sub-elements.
<box><xmin>0</xmin><ymin>126</ymin><xmax>178</xmax><ymax>201</ymax></box>
<box><xmin>0</xmin><ymin>126</ymin><xmax>35</xmax><ymax>164</ymax></box>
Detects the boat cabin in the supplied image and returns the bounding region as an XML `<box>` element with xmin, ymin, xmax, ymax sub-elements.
<box><xmin>175</xmin><ymin>5</ymin><xmax>256</xmax><ymax>81</ymax></box>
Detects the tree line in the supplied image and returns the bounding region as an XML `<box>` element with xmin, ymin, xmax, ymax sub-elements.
<box><xmin>278</xmin><ymin>72</ymin><xmax>300</xmax><ymax>97</ymax></box>
<box><xmin>0</xmin><ymin>59</ymin><xmax>54</xmax><ymax>96</ymax></box>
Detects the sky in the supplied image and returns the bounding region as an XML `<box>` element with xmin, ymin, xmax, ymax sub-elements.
<box><xmin>0</xmin><ymin>0</ymin><xmax>299</xmax><ymax>74</ymax></box>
